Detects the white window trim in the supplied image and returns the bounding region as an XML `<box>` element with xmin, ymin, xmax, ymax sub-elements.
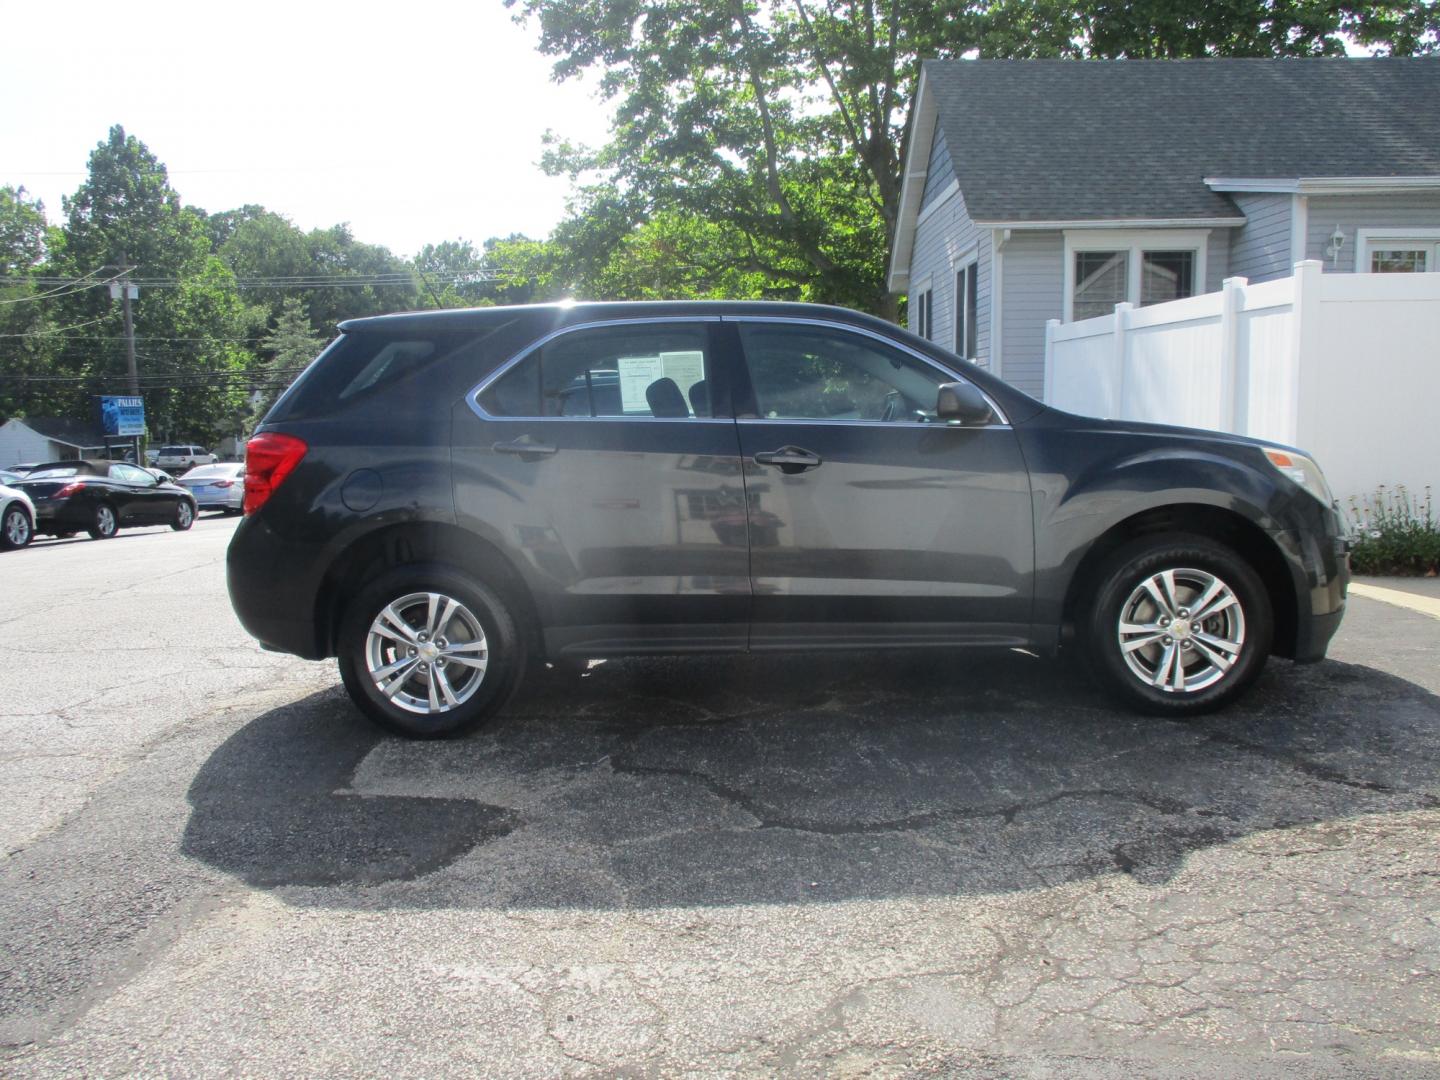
<box><xmin>952</xmin><ymin>253</ymin><xmax>979</xmax><ymax>362</ymax></box>
<box><xmin>1062</xmin><ymin>229</ymin><xmax>1209</xmax><ymax>322</ymax></box>
<box><xmin>1355</xmin><ymin>228</ymin><xmax>1440</xmax><ymax>273</ymax></box>
<box><xmin>911</xmin><ymin>275</ymin><xmax>933</xmax><ymax>339</ymax></box>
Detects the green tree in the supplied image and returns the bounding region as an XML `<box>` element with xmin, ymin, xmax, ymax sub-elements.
<box><xmin>414</xmin><ymin>239</ymin><xmax>495</xmax><ymax>308</ymax></box>
<box><xmin>511</xmin><ymin>0</ymin><xmax>1437</xmax><ymax>316</ymax></box>
<box><xmin>477</xmin><ymin>234</ymin><xmax>569</xmax><ymax>305</ymax></box>
<box><xmin>250</xmin><ymin>297</ymin><xmax>328</xmax><ymax>419</ymax></box>
<box><xmin>47</xmin><ymin>126</ymin><xmax>255</xmax><ymax>443</ymax></box>
<box><xmin>303</xmin><ymin>224</ymin><xmax>420</xmax><ymax>330</ymax></box>
<box><xmin>0</xmin><ymin>186</ymin><xmax>59</xmax><ymax>421</ymax></box>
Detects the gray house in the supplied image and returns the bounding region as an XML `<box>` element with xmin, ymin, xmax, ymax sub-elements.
<box><xmin>888</xmin><ymin>59</ymin><xmax>1440</xmax><ymax>398</ymax></box>
<box><xmin>0</xmin><ymin>417</ymin><xmax>107</xmax><ymax>466</ymax></box>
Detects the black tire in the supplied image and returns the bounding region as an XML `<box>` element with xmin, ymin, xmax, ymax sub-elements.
<box><xmin>336</xmin><ymin>563</ymin><xmax>527</xmax><ymax>738</ymax></box>
<box><xmin>171</xmin><ymin>500</ymin><xmax>195</xmax><ymax>531</ymax></box>
<box><xmin>88</xmin><ymin>502</ymin><xmax>119</xmax><ymax>540</ymax></box>
<box><xmin>1085</xmin><ymin>532</ymin><xmax>1272</xmax><ymax>716</ymax></box>
<box><xmin>1</xmin><ymin>504</ymin><xmax>32</xmax><ymax>550</ymax></box>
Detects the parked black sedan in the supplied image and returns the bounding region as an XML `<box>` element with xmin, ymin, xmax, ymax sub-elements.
<box><xmin>16</xmin><ymin>460</ymin><xmax>197</xmax><ymax>540</ymax></box>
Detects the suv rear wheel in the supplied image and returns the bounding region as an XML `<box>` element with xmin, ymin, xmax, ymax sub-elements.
<box><xmin>336</xmin><ymin>564</ymin><xmax>526</xmax><ymax>738</ymax></box>
<box><xmin>1085</xmin><ymin>533</ymin><xmax>1272</xmax><ymax>716</ymax></box>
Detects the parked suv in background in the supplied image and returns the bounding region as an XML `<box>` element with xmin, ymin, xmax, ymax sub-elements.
<box><xmin>155</xmin><ymin>445</ymin><xmax>217</xmax><ymax>472</ymax></box>
<box><xmin>227</xmin><ymin>302</ymin><xmax>1349</xmax><ymax>738</ymax></box>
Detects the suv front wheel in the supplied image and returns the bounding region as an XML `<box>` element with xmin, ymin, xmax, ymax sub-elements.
<box><xmin>1085</xmin><ymin>533</ymin><xmax>1272</xmax><ymax>716</ymax></box>
<box><xmin>336</xmin><ymin>564</ymin><xmax>526</xmax><ymax>738</ymax></box>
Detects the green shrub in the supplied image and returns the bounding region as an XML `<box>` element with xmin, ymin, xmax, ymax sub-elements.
<box><xmin>1347</xmin><ymin>486</ymin><xmax>1440</xmax><ymax>576</ymax></box>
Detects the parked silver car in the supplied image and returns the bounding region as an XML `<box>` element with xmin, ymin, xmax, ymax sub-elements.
<box><xmin>176</xmin><ymin>462</ymin><xmax>245</xmax><ymax>514</ymax></box>
<box><xmin>1</xmin><ymin>483</ymin><xmax>35</xmax><ymax>550</ymax></box>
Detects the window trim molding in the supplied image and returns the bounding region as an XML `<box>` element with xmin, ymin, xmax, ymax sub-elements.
<box><xmin>468</xmin><ymin>314</ymin><xmax>1010</xmax><ymax>428</ymax></box>
<box><xmin>952</xmin><ymin>253</ymin><xmax>979</xmax><ymax>362</ymax></box>
<box><xmin>726</xmin><ymin>315</ymin><xmax>1010</xmax><ymax>427</ymax></box>
<box><xmin>1355</xmin><ymin>227</ymin><xmax>1440</xmax><ymax>274</ymax></box>
<box><xmin>910</xmin><ymin>274</ymin><xmax>934</xmax><ymax>340</ymax></box>
<box><xmin>468</xmin><ymin>316</ymin><xmax>728</xmax><ymax>423</ymax></box>
<box><xmin>1062</xmin><ymin>229</ymin><xmax>1209</xmax><ymax>322</ymax></box>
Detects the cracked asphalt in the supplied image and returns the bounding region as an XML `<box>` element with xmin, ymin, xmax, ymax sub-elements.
<box><xmin>1</xmin><ymin>515</ymin><xmax>1437</xmax><ymax>1077</ymax></box>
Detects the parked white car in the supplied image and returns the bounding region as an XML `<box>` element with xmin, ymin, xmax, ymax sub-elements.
<box><xmin>176</xmin><ymin>462</ymin><xmax>245</xmax><ymax>514</ymax></box>
<box><xmin>155</xmin><ymin>445</ymin><xmax>218</xmax><ymax>472</ymax></box>
<box><xmin>1</xmin><ymin>483</ymin><xmax>35</xmax><ymax>550</ymax></box>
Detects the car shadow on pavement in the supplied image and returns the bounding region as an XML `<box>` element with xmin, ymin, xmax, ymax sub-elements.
<box><xmin>181</xmin><ymin>651</ymin><xmax>1440</xmax><ymax>909</ymax></box>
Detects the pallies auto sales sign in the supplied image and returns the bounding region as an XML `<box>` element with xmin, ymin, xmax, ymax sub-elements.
<box><xmin>99</xmin><ymin>396</ymin><xmax>146</xmax><ymax>437</ymax></box>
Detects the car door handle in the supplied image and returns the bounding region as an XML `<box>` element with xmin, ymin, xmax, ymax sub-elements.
<box><xmin>492</xmin><ymin>438</ymin><xmax>558</xmax><ymax>458</ymax></box>
<box><xmin>753</xmin><ymin>446</ymin><xmax>822</xmax><ymax>473</ymax></box>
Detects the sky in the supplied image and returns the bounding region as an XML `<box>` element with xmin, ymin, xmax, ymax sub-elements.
<box><xmin>1</xmin><ymin>0</ymin><xmax>615</xmax><ymax>258</ymax></box>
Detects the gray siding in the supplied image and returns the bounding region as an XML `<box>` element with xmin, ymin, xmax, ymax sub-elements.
<box><xmin>999</xmin><ymin>230</ymin><xmax>1063</xmax><ymax>399</ymax></box>
<box><xmin>1305</xmin><ymin>191</ymin><xmax>1440</xmax><ymax>270</ymax></box>
<box><xmin>1229</xmin><ymin>193</ymin><xmax>1293</xmax><ymax>282</ymax></box>
<box><xmin>920</xmin><ymin>128</ymin><xmax>956</xmax><ymax>212</ymax></box>
<box><xmin>908</xmin><ymin>183</ymin><xmax>993</xmax><ymax>368</ymax></box>
<box><xmin>1203</xmin><ymin>229</ymin><xmax>1229</xmax><ymax>293</ymax></box>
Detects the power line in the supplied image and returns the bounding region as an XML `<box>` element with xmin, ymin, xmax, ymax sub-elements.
<box><xmin>0</xmin><ymin>366</ymin><xmax>309</xmax><ymax>384</ymax></box>
<box><xmin>0</xmin><ymin>267</ymin><xmax>122</xmax><ymax>306</ymax></box>
<box><xmin>0</xmin><ymin>271</ymin><xmax>513</xmax><ymax>290</ymax></box>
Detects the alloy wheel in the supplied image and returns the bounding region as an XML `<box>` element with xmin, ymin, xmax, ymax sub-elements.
<box><xmin>4</xmin><ymin>508</ymin><xmax>30</xmax><ymax>547</ymax></box>
<box><xmin>364</xmin><ymin>591</ymin><xmax>489</xmax><ymax>715</ymax></box>
<box><xmin>1116</xmin><ymin>567</ymin><xmax>1246</xmax><ymax>694</ymax></box>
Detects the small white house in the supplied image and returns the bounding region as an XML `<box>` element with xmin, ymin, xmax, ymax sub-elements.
<box><xmin>888</xmin><ymin>58</ymin><xmax>1440</xmax><ymax>399</ymax></box>
<box><xmin>0</xmin><ymin>417</ymin><xmax>107</xmax><ymax>467</ymax></box>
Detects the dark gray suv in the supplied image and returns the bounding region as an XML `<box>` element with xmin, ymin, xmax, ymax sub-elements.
<box><xmin>227</xmin><ymin>301</ymin><xmax>1349</xmax><ymax>738</ymax></box>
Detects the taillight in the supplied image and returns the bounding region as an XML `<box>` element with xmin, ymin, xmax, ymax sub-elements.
<box><xmin>243</xmin><ymin>433</ymin><xmax>308</xmax><ymax>515</ymax></box>
<box><xmin>211</xmin><ymin>480</ymin><xmax>233</xmax><ymax>488</ymax></box>
<box><xmin>55</xmin><ymin>482</ymin><xmax>86</xmax><ymax>498</ymax></box>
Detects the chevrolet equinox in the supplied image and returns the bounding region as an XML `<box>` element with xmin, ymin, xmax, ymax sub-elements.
<box><xmin>227</xmin><ymin>302</ymin><xmax>1349</xmax><ymax>738</ymax></box>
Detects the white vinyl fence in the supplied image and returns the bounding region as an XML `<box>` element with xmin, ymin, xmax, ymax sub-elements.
<box><xmin>1045</xmin><ymin>260</ymin><xmax>1440</xmax><ymax>503</ymax></box>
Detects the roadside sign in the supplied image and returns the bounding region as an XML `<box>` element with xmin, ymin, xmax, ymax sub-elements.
<box><xmin>99</xmin><ymin>396</ymin><xmax>146</xmax><ymax>437</ymax></box>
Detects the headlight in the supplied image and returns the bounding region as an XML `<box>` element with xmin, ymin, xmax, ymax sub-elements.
<box><xmin>1261</xmin><ymin>446</ymin><xmax>1334</xmax><ymax>506</ymax></box>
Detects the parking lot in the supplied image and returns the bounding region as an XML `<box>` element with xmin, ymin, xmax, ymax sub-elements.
<box><xmin>1</xmin><ymin>515</ymin><xmax>1437</xmax><ymax>1077</ymax></box>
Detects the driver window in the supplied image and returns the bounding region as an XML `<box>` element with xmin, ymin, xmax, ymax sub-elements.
<box><xmin>737</xmin><ymin>323</ymin><xmax>949</xmax><ymax>423</ymax></box>
<box><xmin>112</xmin><ymin>463</ymin><xmax>150</xmax><ymax>484</ymax></box>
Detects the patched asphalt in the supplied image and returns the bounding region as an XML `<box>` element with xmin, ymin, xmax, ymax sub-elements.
<box><xmin>1</xmin><ymin>516</ymin><xmax>1437</xmax><ymax>1077</ymax></box>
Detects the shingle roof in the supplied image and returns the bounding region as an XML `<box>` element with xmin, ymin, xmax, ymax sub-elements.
<box><xmin>19</xmin><ymin>416</ymin><xmax>107</xmax><ymax>448</ymax></box>
<box><xmin>924</xmin><ymin>58</ymin><xmax>1440</xmax><ymax>224</ymax></box>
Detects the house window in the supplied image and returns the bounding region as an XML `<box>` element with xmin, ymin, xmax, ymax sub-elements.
<box><xmin>1372</xmin><ymin>248</ymin><xmax>1429</xmax><ymax>273</ymax></box>
<box><xmin>1073</xmin><ymin>251</ymin><xmax>1127</xmax><ymax>321</ymax></box>
<box><xmin>1141</xmin><ymin>251</ymin><xmax>1195</xmax><ymax>305</ymax></box>
<box><xmin>1357</xmin><ymin>230</ymin><xmax>1440</xmax><ymax>274</ymax></box>
<box><xmin>913</xmin><ymin>287</ymin><xmax>932</xmax><ymax>340</ymax></box>
<box><xmin>954</xmin><ymin>261</ymin><xmax>978</xmax><ymax>361</ymax></box>
<box><xmin>1064</xmin><ymin>231</ymin><xmax>1208</xmax><ymax>322</ymax></box>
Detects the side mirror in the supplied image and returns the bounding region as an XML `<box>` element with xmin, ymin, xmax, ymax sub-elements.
<box><xmin>936</xmin><ymin>381</ymin><xmax>995</xmax><ymax>425</ymax></box>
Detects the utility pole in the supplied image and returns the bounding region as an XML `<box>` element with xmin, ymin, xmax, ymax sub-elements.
<box><xmin>106</xmin><ymin>257</ymin><xmax>143</xmax><ymax>462</ymax></box>
<box><xmin>118</xmin><ymin>253</ymin><xmax>139</xmax><ymax>396</ymax></box>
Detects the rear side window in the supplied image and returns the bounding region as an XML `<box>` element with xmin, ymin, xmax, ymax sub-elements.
<box><xmin>25</xmin><ymin>466</ymin><xmax>80</xmax><ymax>480</ymax></box>
<box><xmin>267</xmin><ymin>329</ymin><xmax>474</xmax><ymax>422</ymax></box>
<box><xmin>479</xmin><ymin>324</ymin><xmax>712</xmax><ymax>419</ymax></box>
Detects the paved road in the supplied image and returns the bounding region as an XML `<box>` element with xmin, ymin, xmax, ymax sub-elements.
<box><xmin>1</xmin><ymin>517</ymin><xmax>1437</xmax><ymax>1077</ymax></box>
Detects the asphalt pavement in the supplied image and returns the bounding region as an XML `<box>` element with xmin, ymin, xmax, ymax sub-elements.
<box><xmin>1</xmin><ymin>516</ymin><xmax>1436</xmax><ymax>1077</ymax></box>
